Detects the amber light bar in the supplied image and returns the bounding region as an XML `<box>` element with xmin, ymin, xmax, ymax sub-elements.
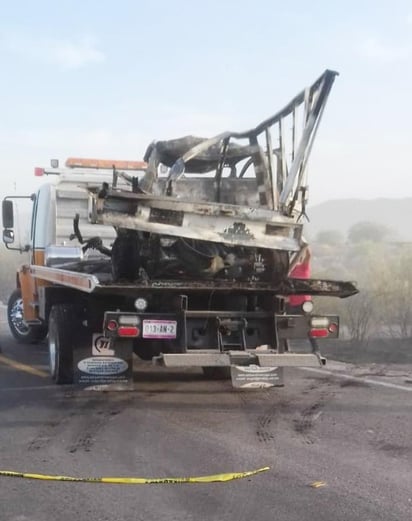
<box><xmin>65</xmin><ymin>157</ymin><xmax>147</xmax><ymax>170</ymax></box>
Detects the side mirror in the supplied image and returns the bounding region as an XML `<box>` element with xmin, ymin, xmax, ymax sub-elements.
<box><xmin>2</xmin><ymin>199</ymin><xmax>14</xmax><ymax>228</ymax></box>
<box><xmin>3</xmin><ymin>229</ymin><xmax>14</xmax><ymax>244</ymax></box>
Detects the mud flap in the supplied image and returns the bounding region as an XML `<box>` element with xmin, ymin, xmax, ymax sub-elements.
<box><xmin>73</xmin><ymin>333</ymin><xmax>133</xmax><ymax>389</ymax></box>
<box><xmin>230</xmin><ymin>365</ymin><xmax>284</xmax><ymax>389</ymax></box>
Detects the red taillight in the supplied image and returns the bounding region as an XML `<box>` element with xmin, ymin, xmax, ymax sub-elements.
<box><xmin>106</xmin><ymin>320</ymin><xmax>118</xmax><ymax>331</ymax></box>
<box><xmin>34</xmin><ymin>167</ymin><xmax>44</xmax><ymax>177</ymax></box>
<box><xmin>310</xmin><ymin>328</ymin><xmax>329</xmax><ymax>338</ymax></box>
<box><xmin>328</xmin><ymin>323</ymin><xmax>338</xmax><ymax>334</ymax></box>
<box><xmin>118</xmin><ymin>326</ymin><xmax>139</xmax><ymax>337</ymax></box>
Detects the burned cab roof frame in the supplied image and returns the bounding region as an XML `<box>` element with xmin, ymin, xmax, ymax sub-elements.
<box><xmin>141</xmin><ymin>69</ymin><xmax>338</xmax><ymax>215</ymax></box>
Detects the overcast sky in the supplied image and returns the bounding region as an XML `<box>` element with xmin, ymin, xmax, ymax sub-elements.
<box><xmin>1</xmin><ymin>0</ymin><xmax>411</xmax><ymax>205</ymax></box>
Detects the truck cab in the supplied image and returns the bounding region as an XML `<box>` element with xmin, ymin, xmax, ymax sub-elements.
<box><xmin>2</xmin><ymin>159</ymin><xmax>145</xmax><ymax>342</ymax></box>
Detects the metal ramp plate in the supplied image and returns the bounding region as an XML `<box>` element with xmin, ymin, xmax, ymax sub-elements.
<box><xmin>157</xmin><ymin>352</ymin><xmax>322</xmax><ymax>368</ymax></box>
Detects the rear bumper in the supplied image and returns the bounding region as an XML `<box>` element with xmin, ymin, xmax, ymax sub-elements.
<box><xmin>154</xmin><ymin>351</ymin><xmax>324</xmax><ymax>368</ymax></box>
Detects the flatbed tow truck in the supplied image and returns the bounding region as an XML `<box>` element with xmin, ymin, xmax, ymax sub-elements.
<box><xmin>2</xmin><ymin>69</ymin><xmax>357</xmax><ymax>388</ymax></box>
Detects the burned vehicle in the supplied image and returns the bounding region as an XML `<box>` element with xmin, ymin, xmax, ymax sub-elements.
<box><xmin>93</xmin><ymin>70</ymin><xmax>338</xmax><ymax>288</ymax></box>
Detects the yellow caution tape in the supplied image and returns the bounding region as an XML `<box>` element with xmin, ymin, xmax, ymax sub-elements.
<box><xmin>0</xmin><ymin>466</ymin><xmax>270</xmax><ymax>485</ymax></box>
<box><xmin>310</xmin><ymin>481</ymin><xmax>327</xmax><ymax>488</ymax></box>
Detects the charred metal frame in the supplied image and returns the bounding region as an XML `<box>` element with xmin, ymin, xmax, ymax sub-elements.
<box><xmin>150</xmin><ymin>69</ymin><xmax>338</xmax><ymax>215</ymax></box>
<box><xmin>91</xmin><ymin>70</ymin><xmax>338</xmax><ymax>257</ymax></box>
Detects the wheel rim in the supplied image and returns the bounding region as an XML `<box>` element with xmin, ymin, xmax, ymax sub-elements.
<box><xmin>10</xmin><ymin>298</ymin><xmax>30</xmax><ymax>336</ymax></box>
<box><xmin>48</xmin><ymin>321</ymin><xmax>57</xmax><ymax>377</ymax></box>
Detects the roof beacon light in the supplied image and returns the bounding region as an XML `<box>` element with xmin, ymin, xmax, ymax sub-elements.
<box><xmin>65</xmin><ymin>157</ymin><xmax>147</xmax><ymax>171</ymax></box>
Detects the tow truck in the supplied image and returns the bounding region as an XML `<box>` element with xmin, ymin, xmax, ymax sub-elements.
<box><xmin>2</xmin><ymin>69</ymin><xmax>357</xmax><ymax>388</ymax></box>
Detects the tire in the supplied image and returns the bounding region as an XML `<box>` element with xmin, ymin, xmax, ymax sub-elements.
<box><xmin>48</xmin><ymin>304</ymin><xmax>76</xmax><ymax>384</ymax></box>
<box><xmin>202</xmin><ymin>366</ymin><xmax>231</xmax><ymax>380</ymax></box>
<box><xmin>7</xmin><ymin>289</ymin><xmax>47</xmax><ymax>344</ymax></box>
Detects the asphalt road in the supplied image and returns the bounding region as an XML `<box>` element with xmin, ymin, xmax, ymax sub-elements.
<box><xmin>1</xmin><ymin>314</ymin><xmax>412</xmax><ymax>521</ymax></box>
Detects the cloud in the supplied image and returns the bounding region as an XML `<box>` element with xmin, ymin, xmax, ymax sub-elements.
<box><xmin>2</xmin><ymin>33</ymin><xmax>105</xmax><ymax>69</ymax></box>
<box><xmin>359</xmin><ymin>37</ymin><xmax>411</xmax><ymax>63</ymax></box>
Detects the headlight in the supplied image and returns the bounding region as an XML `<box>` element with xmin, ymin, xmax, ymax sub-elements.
<box><xmin>302</xmin><ymin>300</ymin><xmax>314</xmax><ymax>314</ymax></box>
<box><xmin>134</xmin><ymin>298</ymin><xmax>148</xmax><ymax>311</ymax></box>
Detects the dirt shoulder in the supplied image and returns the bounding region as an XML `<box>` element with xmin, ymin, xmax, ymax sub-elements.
<box><xmin>320</xmin><ymin>338</ymin><xmax>412</xmax><ymax>365</ymax></box>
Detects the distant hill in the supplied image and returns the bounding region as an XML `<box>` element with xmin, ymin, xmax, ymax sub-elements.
<box><xmin>306</xmin><ymin>198</ymin><xmax>412</xmax><ymax>242</ymax></box>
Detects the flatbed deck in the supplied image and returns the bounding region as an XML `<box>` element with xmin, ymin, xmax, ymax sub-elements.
<box><xmin>31</xmin><ymin>264</ymin><xmax>357</xmax><ymax>298</ymax></box>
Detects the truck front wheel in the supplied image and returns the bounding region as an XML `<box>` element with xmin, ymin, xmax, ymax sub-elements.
<box><xmin>7</xmin><ymin>289</ymin><xmax>47</xmax><ymax>344</ymax></box>
<box><xmin>48</xmin><ymin>304</ymin><xmax>75</xmax><ymax>384</ymax></box>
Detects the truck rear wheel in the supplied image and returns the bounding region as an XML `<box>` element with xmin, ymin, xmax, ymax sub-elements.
<box><xmin>48</xmin><ymin>304</ymin><xmax>76</xmax><ymax>384</ymax></box>
<box><xmin>7</xmin><ymin>289</ymin><xmax>47</xmax><ymax>344</ymax></box>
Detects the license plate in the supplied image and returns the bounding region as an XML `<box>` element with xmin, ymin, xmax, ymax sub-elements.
<box><xmin>142</xmin><ymin>320</ymin><xmax>177</xmax><ymax>339</ymax></box>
